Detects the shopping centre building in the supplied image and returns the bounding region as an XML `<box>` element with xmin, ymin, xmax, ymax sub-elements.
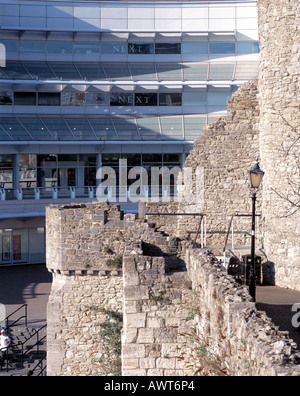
<box><xmin>0</xmin><ymin>0</ymin><xmax>259</xmax><ymax>265</ymax></box>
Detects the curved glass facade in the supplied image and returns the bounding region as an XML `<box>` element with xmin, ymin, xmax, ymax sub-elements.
<box><xmin>0</xmin><ymin>0</ymin><xmax>259</xmax><ymax>264</ymax></box>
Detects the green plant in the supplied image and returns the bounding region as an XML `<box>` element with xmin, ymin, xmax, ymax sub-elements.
<box><xmin>103</xmin><ymin>246</ymin><xmax>114</xmax><ymax>255</ymax></box>
<box><xmin>96</xmin><ymin>310</ymin><xmax>123</xmax><ymax>376</ymax></box>
<box><xmin>106</xmin><ymin>254</ymin><xmax>123</xmax><ymax>269</ymax></box>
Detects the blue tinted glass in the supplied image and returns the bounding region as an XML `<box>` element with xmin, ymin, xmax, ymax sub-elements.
<box><xmin>0</xmin><ymin>41</ymin><xmax>18</xmax><ymax>55</ymax></box>
<box><xmin>128</xmin><ymin>43</ymin><xmax>154</xmax><ymax>55</ymax></box>
<box><xmin>101</xmin><ymin>43</ymin><xmax>127</xmax><ymax>54</ymax></box>
<box><xmin>20</xmin><ymin>41</ymin><xmax>45</xmax><ymax>53</ymax></box>
<box><xmin>236</xmin><ymin>42</ymin><xmax>260</xmax><ymax>54</ymax></box>
<box><xmin>182</xmin><ymin>43</ymin><xmax>208</xmax><ymax>54</ymax></box>
<box><xmin>47</xmin><ymin>42</ymin><xmax>73</xmax><ymax>54</ymax></box>
<box><xmin>155</xmin><ymin>43</ymin><xmax>181</xmax><ymax>55</ymax></box>
<box><xmin>74</xmin><ymin>43</ymin><xmax>100</xmax><ymax>55</ymax></box>
<box><xmin>209</xmin><ymin>43</ymin><xmax>235</xmax><ymax>54</ymax></box>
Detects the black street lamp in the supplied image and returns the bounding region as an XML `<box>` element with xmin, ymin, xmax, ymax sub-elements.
<box><xmin>247</xmin><ymin>158</ymin><xmax>265</xmax><ymax>302</ymax></box>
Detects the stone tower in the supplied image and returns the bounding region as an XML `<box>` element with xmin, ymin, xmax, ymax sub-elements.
<box><xmin>258</xmin><ymin>0</ymin><xmax>300</xmax><ymax>290</ymax></box>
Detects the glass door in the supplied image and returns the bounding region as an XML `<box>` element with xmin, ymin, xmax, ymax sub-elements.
<box><xmin>0</xmin><ymin>229</ymin><xmax>29</xmax><ymax>265</ymax></box>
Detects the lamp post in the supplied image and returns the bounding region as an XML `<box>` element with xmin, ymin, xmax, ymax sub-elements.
<box><xmin>247</xmin><ymin>158</ymin><xmax>264</xmax><ymax>302</ymax></box>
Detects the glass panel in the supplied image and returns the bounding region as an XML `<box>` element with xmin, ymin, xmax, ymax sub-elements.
<box><xmin>129</xmin><ymin>64</ymin><xmax>157</xmax><ymax>81</ymax></box>
<box><xmin>23</xmin><ymin>62</ymin><xmax>56</xmax><ymax>80</ymax></box>
<box><xmin>61</xmin><ymin>92</ymin><xmax>85</xmax><ymax>106</ymax></box>
<box><xmin>163</xmin><ymin>154</ymin><xmax>180</xmax><ymax>164</ymax></box>
<box><xmin>103</xmin><ymin>64</ymin><xmax>131</xmax><ymax>80</ymax></box>
<box><xmin>142</xmin><ymin>154</ymin><xmax>162</xmax><ymax>166</ymax></box>
<box><xmin>12</xmin><ymin>230</ymin><xmax>29</xmax><ymax>263</ymax></box>
<box><xmin>38</xmin><ymin>93</ymin><xmax>60</xmax><ymax>106</ymax></box>
<box><xmin>37</xmin><ymin>154</ymin><xmax>58</xmax><ymax>188</ymax></box>
<box><xmin>0</xmin><ymin>117</ymin><xmax>32</xmax><ymax>140</ymax></box>
<box><xmin>20</xmin><ymin>154</ymin><xmax>37</xmax><ymax>188</ymax></box>
<box><xmin>134</xmin><ymin>93</ymin><xmax>157</xmax><ymax>106</ymax></box>
<box><xmin>88</xmin><ymin>118</ymin><xmax>118</xmax><ymax>140</ymax></box>
<box><xmin>112</xmin><ymin>118</ymin><xmax>140</xmax><ymax>140</ymax></box>
<box><xmin>101</xmin><ymin>43</ymin><xmax>127</xmax><ymax>54</ymax></box>
<box><xmin>156</xmin><ymin>64</ymin><xmax>182</xmax><ymax>80</ymax></box>
<box><xmin>128</xmin><ymin>43</ymin><xmax>154</xmax><ymax>55</ymax></box>
<box><xmin>184</xmin><ymin>118</ymin><xmax>206</xmax><ymax>140</ymax></box>
<box><xmin>20</xmin><ymin>118</ymin><xmax>53</xmax><ymax>141</ymax></box>
<box><xmin>159</xmin><ymin>93</ymin><xmax>182</xmax><ymax>106</ymax></box>
<box><xmin>160</xmin><ymin>118</ymin><xmax>183</xmax><ymax>140</ymax></box>
<box><xmin>14</xmin><ymin>92</ymin><xmax>36</xmax><ymax>106</ymax></box>
<box><xmin>2</xmin><ymin>62</ymin><xmax>32</xmax><ymax>79</ymax></box>
<box><xmin>209</xmin><ymin>64</ymin><xmax>235</xmax><ymax>80</ymax></box>
<box><xmin>155</xmin><ymin>43</ymin><xmax>181</xmax><ymax>54</ymax></box>
<box><xmin>209</xmin><ymin>42</ymin><xmax>235</xmax><ymax>54</ymax></box>
<box><xmin>76</xmin><ymin>64</ymin><xmax>106</xmax><ymax>80</ymax></box>
<box><xmin>182</xmin><ymin>92</ymin><xmax>207</xmax><ymax>106</ymax></box>
<box><xmin>40</xmin><ymin>118</ymin><xmax>75</xmax><ymax>141</ymax></box>
<box><xmin>110</xmin><ymin>93</ymin><xmax>133</xmax><ymax>106</ymax></box>
<box><xmin>0</xmin><ymin>41</ymin><xmax>18</xmax><ymax>55</ymax></box>
<box><xmin>20</xmin><ymin>41</ymin><xmax>45</xmax><ymax>54</ymax></box>
<box><xmin>64</xmin><ymin>118</ymin><xmax>96</xmax><ymax>140</ymax></box>
<box><xmin>207</xmin><ymin>91</ymin><xmax>231</xmax><ymax>106</ymax></box>
<box><xmin>86</xmin><ymin>92</ymin><xmax>109</xmax><ymax>106</ymax></box>
<box><xmin>182</xmin><ymin>43</ymin><xmax>208</xmax><ymax>54</ymax></box>
<box><xmin>183</xmin><ymin>64</ymin><xmax>208</xmax><ymax>80</ymax></box>
<box><xmin>236</xmin><ymin>42</ymin><xmax>259</xmax><ymax>54</ymax></box>
<box><xmin>0</xmin><ymin>91</ymin><xmax>13</xmax><ymax>105</ymax></box>
<box><xmin>136</xmin><ymin>118</ymin><xmax>161</xmax><ymax>140</ymax></box>
<box><xmin>74</xmin><ymin>42</ymin><xmax>100</xmax><ymax>55</ymax></box>
<box><xmin>47</xmin><ymin>42</ymin><xmax>73</xmax><ymax>54</ymax></box>
<box><xmin>50</xmin><ymin>63</ymin><xmax>82</xmax><ymax>80</ymax></box>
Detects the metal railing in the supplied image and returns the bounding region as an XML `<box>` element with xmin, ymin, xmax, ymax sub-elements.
<box><xmin>19</xmin><ymin>324</ymin><xmax>47</xmax><ymax>368</ymax></box>
<box><xmin>145</xmin><ymin>212</ymin><xmax>207</xmax><ymax>248</ymax></box>
<box><xmin>0</xmin><ymin>185</ymin><xmax>178</xmax><ymax>202</ymax></box>
<box><xmin>5</xmin><ymin>304</ymin><xmax>28</xmax><ymax>329</ymax></box>
<box><xmin>223</xmin><ymin>213</ymin><xmax>262</xmax><ymax>267</ymax></box>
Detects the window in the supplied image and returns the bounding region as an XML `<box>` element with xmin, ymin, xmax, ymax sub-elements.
<box><xmin>128</xmin><ymin>43</ymin><xmax>154</xmax><ymax>55</ymax></box>
<box><xmin>159</xmin><ymin>93</ymin><xmax>182</xmax><ymax>106</ymax></box>
<box><xmin>101</xmin><ymin>43</ymin><xmax>127</xmax><ymax>54</ymax></box>
<box><xmin>20</xmin><ymin>41</ymin><xmax>45</xmax><ymax>54</ymax></box>
<box><xmin>110</xmin><ymin>93</ymin><xmax>133</xmax><ymax>106</ymax></box>
<box><xmin>155</xmin><ymin>43</ymin><xmax>181</xmax><ymax>54</ymax></box>
<box><xmin>61</xmin><ymin>92</ymin><xmax>85</xmax><ymax>106</ymax></box>
<box><xmin>182</xmin><ymin>92</ymin><xmax>207</xmax><ymax>106</ymax></box>
<box><xmin>134</xmin><ymin>93</ymin><xmax>157</xmax><ymax>106</ymax></box>
<box><xmin>74</xmin><ymin>43</ymin><xmax>100</xmax><ymax>55</ymax></box>
<box><xmin>0</xmin><ymin>91</ymin><xmax>13</xmax><ymax>105</ymax></box>
<box><xmin>38</xmin><ymin>93</ymin><xmax>60</xmax><ymax>106</ymax></box>
<box><xmin>86</xmin><ymin>92</ymin><xmax>109</xmax><ymax>106</ymax></box>
<box><xmin>236</xmin><ymin>42</ymin><xmax>259</xmax><ymax>54</ymax></box>
<box><xmin>209</xmin><ymin>43</ymin><xmax>235</xmax><ymax>54</ymax></box>
<box><xmin>182</xmin><ymin>43</ymin><xmax>208</xmax><ymax>55</ymax></box>
<box><xmin>47</xmin><ymin>42</ymin><xmax>73</xmax><ymax>55</ymax></box>
<box><xmin>209</xmin><ymin>64</ymin><xmax>235</xmax><ymax>80</ymax></box>
<box><xmin>14</xmin><ymin>92</ymin><xmax>36</xmax><ymax>106</ymax></box>
<box><xmin>207</xmin><ymin>91</ymin><xmax>231</xmax><ymax>106</ymax></box>
<box><xmin>0</xmin><ymin>41</ymin><xmax>18</xmax><ymax>55</ymax></box>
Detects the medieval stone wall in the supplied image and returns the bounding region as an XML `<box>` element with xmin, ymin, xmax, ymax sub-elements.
<box><xmin>258</xmin><ymin>0</ymin><xmax>300</xmax><ymax>290</ymax></box>
<box><xmin>46</xmin><ymin>202</ymin><xmax>300</xmax><ymax>376</ymax></box>
<box><xmin>142</xmin><ymin>81</ymin><xmax>260</xmax><ymax>253</ymax></box>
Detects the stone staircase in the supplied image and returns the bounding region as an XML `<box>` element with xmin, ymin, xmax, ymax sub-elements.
<box><xmin>0</xmin><ymin>326</ymin><xmax>47</xmax><ymax>376</ymax></box>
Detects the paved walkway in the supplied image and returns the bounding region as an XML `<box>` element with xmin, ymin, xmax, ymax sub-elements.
<box><xmin>256</xmin><ymin>286</ymin><xmax>300</xmax><ymax>349</ymax></box>
<box><xmin>0</xmin><ymin>264</ymin><xmax>52</xmax><ymax>328</ymax></box>
<box><xmin>0</xmin><ymin>265</ymin><xmax>300</xmax><ymax>353</ymax></box>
